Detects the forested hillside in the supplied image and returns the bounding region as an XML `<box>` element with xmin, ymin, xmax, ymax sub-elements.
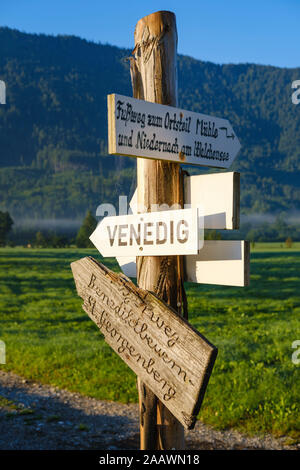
<box><xmin>0</xmin><ymin>27</ymin><xmax>299</xmax><ymax>222</ymax></box>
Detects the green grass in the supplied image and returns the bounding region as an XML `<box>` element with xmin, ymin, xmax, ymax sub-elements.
<box><xmin>251</xmin><ymin>241</ymin><xmax>300</xmax><ymax>251</ymax></box>
<box><xmin>0</xmin><ymin>246</ymin><xmax>299</xmax><ymax>439</ymax></box>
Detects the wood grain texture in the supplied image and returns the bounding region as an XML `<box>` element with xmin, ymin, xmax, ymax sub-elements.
<box><xmin>107</xmin><ymin>94</ymin><xmax>116</xmax><ymax>155</ymax></box>
<box><xmin>137</xmin><ymin>378</ymin><xmax>158</xmax><ymax>449</ymax></box>
<box><xmin>132</xmin><ymin>10</ymin><xmax>185</xmax><ymax>449</ymax></box>
<box><xmin>71</xmin><ymin>256</ymin><xmax>217</xmax><ymax>430</ymax></box>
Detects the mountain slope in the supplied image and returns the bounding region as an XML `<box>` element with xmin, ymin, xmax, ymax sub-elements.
<box><xmin>0</xmin><ymin>27</ymin><xmax>299</xmax><ymax>219</ymax></box>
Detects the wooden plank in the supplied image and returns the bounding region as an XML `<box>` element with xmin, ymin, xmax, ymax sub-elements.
<box><xmin>108</xmin><ymin>93</ymin><xmax>241</xmax><ymax>169</ymax></box>
<box><xmin>116</xmin><ymin>240</ymin><xmax>250</xmax><ymax>287</ymax></box>
<box><xmin>71</xmin><ymin>256</ymin><xmax>217</xmax><ymax>430</ymax></box>
<box><xmin>89</xmin><ymin>208</ymin><xmax>200</xmax><ymax>257</ymax></box>
<box><xmin>130</xmin><ymin>171</ymin><xmax>240</xmax><ymax>230</ymax></box>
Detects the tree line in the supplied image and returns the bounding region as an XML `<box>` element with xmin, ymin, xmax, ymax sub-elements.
<box><xmin>0</xmin><ymin>26</ymin><xmax>300</xmax><ymax>222</ymax></box>
<box><xmin>1</xmin><ymin>209</ymin><xmax>299</xmax><ymax>248</ymax></box>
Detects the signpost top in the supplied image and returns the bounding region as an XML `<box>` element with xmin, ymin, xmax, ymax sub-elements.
<box><xmin>108</xmin><ymin>93</ymin><xmax>241</xmax><ymax>168</ymax></box>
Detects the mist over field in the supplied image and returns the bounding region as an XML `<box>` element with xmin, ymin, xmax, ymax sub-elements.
<box><xmin>14</xmin><ymin>211</ymin><xmax>300</xmax><ymax>230</ymax></box>
<box><xmin>0</xmin><ymin>27</ymin><xmax>300</xmax><ymax>228</ymax></box>
<box><xmin>241</xmin><ymin>211</ymin><xmax>300</xmax><ymax>225</ymax></box>
<box><xmin>14</xmin><ymin>218</ymin><xmax>82</xmax><ymax>232</ymax></box>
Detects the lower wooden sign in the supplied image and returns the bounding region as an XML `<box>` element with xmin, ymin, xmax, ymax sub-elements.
<box><xmin>71</xmin><ymin>256</ymin><xmax>217</xmax><ymax>430</ymax></box>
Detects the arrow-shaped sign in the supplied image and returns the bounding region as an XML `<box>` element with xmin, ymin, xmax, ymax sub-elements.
<box><xmin>90</xmin><ymin>208</ymin><xmax>203</xmax><ymax>257</ymax></box>
<box><xmin>108</xmin><ymin>94</ymin><xmax>241</xmax><ymax>168</ymax></box>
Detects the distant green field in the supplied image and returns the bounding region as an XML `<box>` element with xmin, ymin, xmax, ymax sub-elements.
<box><xmin>251</xmin><ymin>242</ymin><xmax>300</xmax><ymax>251</ymax></box>
<box><xmin>0</xmin><ymin>246</ymin><xmax>299</xmax><ymax>441</ymax></box>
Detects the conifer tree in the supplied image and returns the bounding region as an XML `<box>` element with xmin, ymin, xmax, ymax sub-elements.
<box><xmin>76</xmin><ymin>210</ymin><xmax>97</xmax><ymax>248</ymax></box>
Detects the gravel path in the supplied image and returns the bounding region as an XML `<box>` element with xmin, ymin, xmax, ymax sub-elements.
<box><xmin>0</xmin><ymin>370</ymin><xmax>298</xmax><ymax>450</ymax></box>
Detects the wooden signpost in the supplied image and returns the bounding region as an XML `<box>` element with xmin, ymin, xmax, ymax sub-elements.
<box><xmin>71</xmin><ymin>9</ymin><xmax>249</xmax><ymax>451</ymax></box>
<box><xmin>71</xmin><ymin>256</ymin><xmax>217</xmax><ymax>430</ymax></box>
<box><xmin>108</xmin><ymin>94</ymin><xmax>241</xmax><ymax>168</ymax></box>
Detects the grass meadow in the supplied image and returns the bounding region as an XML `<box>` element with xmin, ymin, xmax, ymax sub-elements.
<box><xmin>0</xmin><ymin>244</ymin><xmax>299</xmax><ymax>441</ymax></box>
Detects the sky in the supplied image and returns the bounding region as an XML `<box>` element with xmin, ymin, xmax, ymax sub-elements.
<box><xmin>1</xmin><ymin>0</ymin><xmax>300</xmax><ymax>68</ymax></box>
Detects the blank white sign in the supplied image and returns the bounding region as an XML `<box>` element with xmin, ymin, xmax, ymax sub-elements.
<box><xmin>184</xmin><ymin>172</ymin><xmax>240</xmax><ymax>230</ymax></box>
<box><xmin>129</xmin><ymin>171</ymin><xmax>239</xmax><ymax>230</ymax></box>
<box><xmin>116</xmin><ymin>240</ymin><xmax>250</xmax><ymax>287</ymax></box>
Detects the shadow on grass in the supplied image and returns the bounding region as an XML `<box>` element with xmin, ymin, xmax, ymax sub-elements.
<box><xmin>0</xmin><ymin>249</ymin><xmax>97</xmax><ymax>259</ymax></box>
<box><xmin>0</xmin><ymin>276</ymin><xmax>76</xmax><ymax>294</ymax></box>
<box><xmin>185</xmin><ymin>251</ymin><xmax>300</xmax><ymax>302</ymax></box>
<box><xmin>0</xmin><ymin>249</ymin><xmax>117</xmax><ymax>266</ymax></box>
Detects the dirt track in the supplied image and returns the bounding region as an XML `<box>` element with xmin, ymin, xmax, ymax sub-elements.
<box><xmin>0</xmin><ymin>370</ymin><xmax>298</xmax><ymax>450</ymax></box>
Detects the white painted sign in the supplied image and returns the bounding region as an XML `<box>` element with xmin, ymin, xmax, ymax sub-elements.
<box><xmin>116</xmin><ymin>240</ymin><xmax>250</xmax><ymax>287</ymax></box>
<box><xmin>90</xmin><ymin>208</ymin><xmax>202</xmax><ymax>257</ymax></box>
<box><xmin>108</xmin><ymin>94</ymin><xmax>241</xmax><ymax>168</ymax></box>
<box><xmin>185</xmin><ymin>240</ymin><xmax>250</xmax><ymax>287</ymax></box>
<box><xmin>184</xmin><ymin>171</ymin><xmax>240</xmax><ymax>230</ymax></box>
<box><xmin>130</xmin><ymin>171</ymin><xmax>240</xmax><ymax>230</ymax></box>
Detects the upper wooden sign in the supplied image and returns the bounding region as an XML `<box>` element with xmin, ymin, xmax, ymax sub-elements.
<box><xmin>108</xmin><ymin>94</ymin><xmax>241</xmax><ymax>168</ymax></box>
<box><xmin>71</xmin><ymin>257</ymin><xmax>217</xmax><ymax>429</ymax></box>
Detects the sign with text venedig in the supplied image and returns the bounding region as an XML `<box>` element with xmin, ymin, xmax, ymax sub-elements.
<box><xmin>89</xmin><ymin>208</ymin><xmax>202</xmax><ymax>257</ymax></box>
<box><xmin>108</xmin><ymin>94</ymin><xmax>241</xmax><ymax>168</ymax></box>
<box><xmin>71</xmin><ymin>257</ymin><xmax>218</xmax><ymax>430</ymax></box>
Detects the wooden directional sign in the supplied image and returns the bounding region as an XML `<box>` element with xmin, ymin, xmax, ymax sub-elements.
<box><xmin>108</xmin><ymin>94</ymin><xmax>241</xmax><ymax>168</ymax></box>
<box><xmin>116</xmin><ymin>240</ymin><xmax>250</xmax><ymax>287</ymax></box>
<box><xmin>89</xmin><ymin>208</ymin><xmax>201</xmax><ymax>257</ymax></box>
<box><xmin>129</xmin><ymin>171</ymin><xmax>240</xmax><ymax>230</ymax></box>
<box><xmin>71</xmin><ymin>257</ymin><xmax>218</xmax><ymax>429</ymax></box>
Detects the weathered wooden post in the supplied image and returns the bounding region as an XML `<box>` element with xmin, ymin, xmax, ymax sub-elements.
<box><xmin>72</xmin><ymin>8</ymin><xmax>247</xmax><ymax>456</ymax></box>
<box><xmin>130</xmin><ymin>11</ymin><xmax>185</xmax><ymax>450</ymax></box>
